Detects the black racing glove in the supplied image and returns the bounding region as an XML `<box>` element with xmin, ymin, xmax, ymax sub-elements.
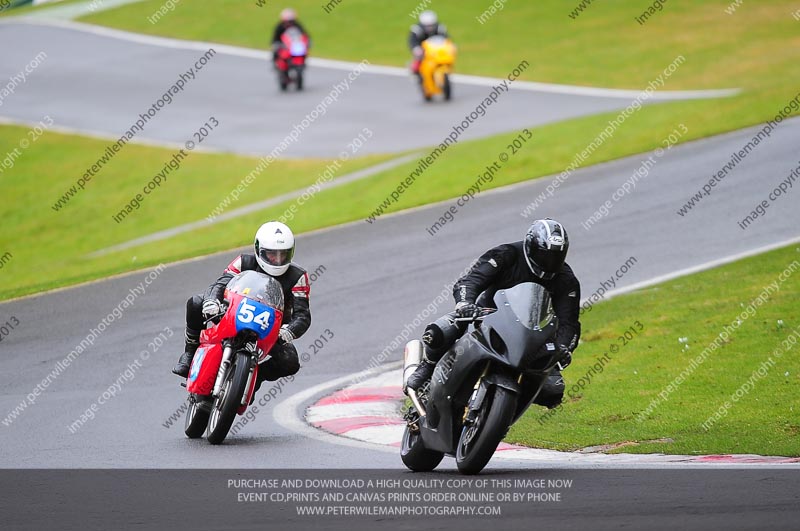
<box><xmin>455</xmin><ymin>302</ymin><xmax>479</xmax><ymax>319</ymax></box>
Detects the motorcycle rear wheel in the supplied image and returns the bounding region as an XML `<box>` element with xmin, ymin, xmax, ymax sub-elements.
<box><xmin>400</xmin><ymin>422</ymin><xmax>444</xmax><ymax>472</ymax></box>
<box><xmin>455</xmin><ymin>386</ymin><xmax>517</xmax><ymax>475</ymax></box>
<box><xmin>184</xmin><ymin>397</ymin><xmax>210</xmax><ymax>439</ymax></box>
<box><xmin>207</xmin><ymin>353</ymin><xmax>251</xmax><ymax>444</ymax></box>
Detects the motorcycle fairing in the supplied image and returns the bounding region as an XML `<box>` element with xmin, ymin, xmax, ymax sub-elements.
<box><xmin>419</xmin><ymin>282</ymin><xmax>559</xmax><ymax>454</ymax></box>
<box><xmin>188</xmin><ymin>271</ymin><xmax>284</xmax><ymax>396</ymax></box>
<box><xmin>187</xmin><ymin>343</ymin><xmax>223</xmax><ymax>395</ymax></box>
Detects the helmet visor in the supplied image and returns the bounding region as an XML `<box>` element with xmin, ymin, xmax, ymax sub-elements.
<box><xmin>259</xmin><ymin>247</ymin><xmax>294</xmax><ymax>267</ymax></box>
<box><xmin>531</xmin><ymin>248</ymin><xmax>566</xmax><ymax>274</ymax></box>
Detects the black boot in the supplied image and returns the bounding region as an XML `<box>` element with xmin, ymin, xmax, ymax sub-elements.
<box><xmin>172</xmin><ymin>328</ymin><xmax>201</xmax><ymax>377</ymax></box>
<box><xmin>406</xmin><ymin>360</ymin><xmax>435</xmax><ymax>391</ymax></box>
<box><xmin>534</xmin><ymin>370</ymin><xmax>565</xmax><ymax>409</ymax></box>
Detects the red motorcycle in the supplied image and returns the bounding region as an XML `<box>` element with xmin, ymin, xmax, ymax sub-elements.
<box><xmin>275</xmin><ymin>27</ymin><xmax>309</xmax><ymax>91</ymax></box>
<box><xmin>183</xmin><ymin>271</ymin><xmax>284</xmax><ymax>444</ymax></box>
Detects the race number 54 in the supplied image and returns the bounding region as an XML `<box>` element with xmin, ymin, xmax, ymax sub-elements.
<box><xmin>238</xmin><ymin>302</ymin><xmax>271</xmax><ymax>330</ymax></box>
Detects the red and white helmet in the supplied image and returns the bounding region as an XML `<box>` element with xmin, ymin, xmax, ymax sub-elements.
<box><xmin>254</xmin><ymin>221</ymin><xmax>295</xmax><ymax>276</ymax></box>
<box><xmin>280</xmin><ymin>8</ymin><xmax>297</xmax><ymax>22</ymax></box>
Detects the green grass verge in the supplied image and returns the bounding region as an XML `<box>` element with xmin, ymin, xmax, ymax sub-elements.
<box><xmin>0</xmin><ymin>125</ymin><xmax>388</xmax><ymax>300</ymax></box>
<box><xmin>506</xmin><ymin>244</ymin><xmax>800</xmax><ymax>457</ymax></box>
<box><xmin>2</xmin><ymin>72</ymin><xmax>798</xmax><ymax>302</ymax></box>
<box><xmin>77</xmin><ymin>0</ymin><xmax>800</xmax><ymax>91</ymax></box>
<box><xmin>2</xmin><ymin>0</ymin><xmax>799</xmax><ymax>303</ymax></box>
<box><xmin>2</xmin><ymin>1</ymin><xmax>798</xmax><ymax>458</ymax></box>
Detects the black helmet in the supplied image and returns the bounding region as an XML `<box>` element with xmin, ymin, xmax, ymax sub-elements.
<box><xmin>524</xmin><ymin>219</ymin><xmax>569</xmax><ymax>280</ymax></box>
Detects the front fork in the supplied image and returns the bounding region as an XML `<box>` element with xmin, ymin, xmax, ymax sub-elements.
<box><xmin>463</xmin><ymin>362</ymin><xmax>491</xmax><ymax>427</ymax></box>
<box><xmin>463</xmin><ymin>363</ymin><xmax>523</xmax><ymax>427</ymax></box>
<box><xmin>212</xmin><ymin>342</ymin><xmax>234</xmax><ymax>398</ymax></box>
<box><xmin>433</xmin><ymin>66</ymin><xmax>447</xmax><ymax>89</ymax></box>
<box><xmin>240</xmin><ymin>342</ymin><xmax>259</xmax><ymax>407</ymax></box>
<box><xmin>213</xmin><ymin>340</ymin><xmax>260</xmax><ymax>402</ymax></box>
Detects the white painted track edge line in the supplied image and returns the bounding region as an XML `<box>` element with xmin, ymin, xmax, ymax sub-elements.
<box><xmin>300</xmin><ymin>367</ymin><xmax>800</xmax><ymax>467</ymax></box>
<box><xmin>272</xmin><ymin>361</ymin><xmax>403</xmax><ymax>455</ymax></box>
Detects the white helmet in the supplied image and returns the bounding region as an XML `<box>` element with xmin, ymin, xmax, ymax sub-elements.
<box><xmin>254</xmin><ymin>221</ymin><xmax>295</xmax><ymax>276</ymax></box>
<box><xmin>419</xmin><ymin>10</ymin><xmax>438</xmax><ymax>30</ymax></box>
<box><xmin>280</xmin><ymin>8</ymin><xmax>297</xmax><ymax>22</ymax></box>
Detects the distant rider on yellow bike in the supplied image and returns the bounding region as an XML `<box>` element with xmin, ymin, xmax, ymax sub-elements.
<box><xmin>408</xmin><ymin>10</ymin><xmax>448</xmax><ymax>80</ymax></box>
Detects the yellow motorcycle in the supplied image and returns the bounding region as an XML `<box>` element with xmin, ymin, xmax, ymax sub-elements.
<box><xmin>419</xmin><ymin>36</ymin><xmax>456</xmax><ymax>102</ymax></box>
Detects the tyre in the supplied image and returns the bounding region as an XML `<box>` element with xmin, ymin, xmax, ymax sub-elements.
<box><xmin>443</xmin><ymin>74</ymin><xmax>451</xmax><ymax>101</ymax></box>
<box><xmin>184</xmin><ymin>397</ymin><xmax>210</xmax><ymax>439</ymax></box>
<box><xmin>455</xmin><ymin>386</ymin><xmax>517</xmax><ymax>475</ymax></box>
<box><xmin>420</xmin><ymin>72</ymin><xmax>433</xmax><ymax>101</ymax></box>
<box><xmin>400</xmin><ymin>423</ymin><xmax>444</xmax><ymax>472</ymax></box>
<box><xmin>207</xmin><ymin>353</ymin><xmax>251</xmax><ymax>444</ymax></box>
<box><xmin>296</xmin><ymin>69</ymin><xmax>303</xmax><ymax>91</ymax></box>
<box><xmin>278</xmin><ymin>71</ymin><xmax>289</xmax><ymax>91</ymax></box>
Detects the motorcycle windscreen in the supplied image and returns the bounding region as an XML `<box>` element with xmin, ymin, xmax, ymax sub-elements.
<box><xmin>226</xmin><ymin>271</ymin><xmax>284</xmax><ymax>311</ymax></box>
<box><xmin>284</xmin><ymin>27</ymin><xmax>307</xmax><ymax>56</ymax></box>
<box><xmin>493</xmin><ymin>282</ymin><xmax>554</xmax><ymax>331</ymax></box>
<box><xmin>226</xmin><ymin>271</ymin><xmax>284</xmax><ymax>340</ymax></box>
<box><xmin>424</xmin><ymin>35</ymin><xmax>447</xmax><ymax>47</ymax></box>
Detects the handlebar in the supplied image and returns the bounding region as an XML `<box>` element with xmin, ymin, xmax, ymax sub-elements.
<box><xmin>203</xmin><ymin>300</ymin><xmax>230</xmax><ymax>326</ymax></box>
<box><xmin>453</xmin><ymin>307</ymin><xmax>497</xmax><ymax>323</ymax></box>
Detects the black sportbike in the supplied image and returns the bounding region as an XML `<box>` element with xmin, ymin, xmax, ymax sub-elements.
<box><xmin>401</xmin><ymin>282</ymin><xmax>567</xmax><ymax>475</ymax></box>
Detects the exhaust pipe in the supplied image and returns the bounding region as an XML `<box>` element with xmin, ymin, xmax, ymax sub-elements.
<box><xmin>403</xmin><ymin>340</ymin><xmax>427</xmax><ymax>416</ymax></box>
<box><xmin>403</xmin><ymin>340</ymin><xmax>423</xmax><ymax>389</ymax></box>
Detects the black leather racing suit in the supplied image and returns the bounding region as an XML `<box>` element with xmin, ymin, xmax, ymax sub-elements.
<box><xmin>408</xmin><ymin>22</ymin><xmax>448</xmax><ymax>51</ymax></box>
<box><xmin>454</xmin><ymin>242</ymin><xmax>581</xmax><ymax>351</ymax></box>
<box><xmin>447</xmin><ymin>241</ymin><xmax>581</xmax><ymax>407</ymax></box>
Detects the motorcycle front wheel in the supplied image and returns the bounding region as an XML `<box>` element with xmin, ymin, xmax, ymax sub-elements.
<box><xmin>420</xmin><ymin>73</ymin><xmax>433</xmax><ymax>102</ymax></box>
<box><xmin>455</xmin><ymin>386</ymin><xmax>517</xmax><ymax>475</ymax></box>
<box><xmin>207</xmin><ymin>353</ymin><xmax>251</xmax><ymax>444</ymax></box>
<box><xmin>278</xmin><ymin>70</ymin><xmax>289</xmax><ymax>91</ymax></box>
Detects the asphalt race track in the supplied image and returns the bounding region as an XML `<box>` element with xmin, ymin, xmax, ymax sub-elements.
<box><xmin>1</xmin><ymin>15</ymin><xmax>799</xmax><ymax>530</ymax></box>
<box><xmin>3</xmin><ymin>115</ymin><xmax>799</xmax><ymax>468</ymax></box>
<box><xmin>0</xmin><ymin>19</ymin><xmax>717</xmax><ymax>158</ymax></box>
